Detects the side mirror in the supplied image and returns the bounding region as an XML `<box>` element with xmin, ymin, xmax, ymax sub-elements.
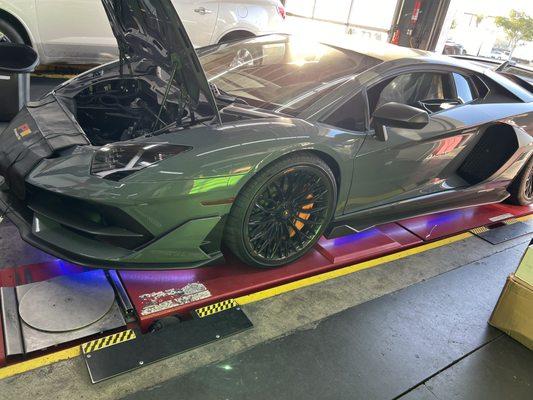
<box><xmin>0</xmin><ymin>43</ymin><xmax>39</xmax><ymax>73</ymax></box>
<box><xmin>372</xmin><ymin>102</ymin><xmax>429</xmax><ymax>141</ymax></box>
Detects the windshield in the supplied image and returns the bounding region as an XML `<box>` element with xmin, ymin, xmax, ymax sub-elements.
<box><xmin>199</xmin><ymin>35</ymin><xmax>380</xmax><ymax>115</ymax></box>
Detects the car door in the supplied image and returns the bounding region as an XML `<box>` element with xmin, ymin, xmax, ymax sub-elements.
<box><xmin>171</xmin><ymin>0</ymin><xmax>219</xmax><ymax>47</ymax></box>
<box><xmin>35</xmin><ymin>0</ymin><xmax>117</xmax><ymax>63</ymax></box>
<box><xmin>345</xmin><ymin>70</ymin><xmax>488</xmax><ymax>213</ymax></box>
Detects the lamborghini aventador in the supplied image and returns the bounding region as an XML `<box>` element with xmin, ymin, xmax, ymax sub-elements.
<box><xmin>0</xmin><ymin>0</ymin><xmax>532</xmax><ymax>269</ymax></box>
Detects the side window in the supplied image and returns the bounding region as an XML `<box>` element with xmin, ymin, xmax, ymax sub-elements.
<box><xmin>323</xmin><ymin>92</ymin><xmax>367</xmax><ymax>132</ymax></box>
<box><xmin>452</xmin><ymin>72</ymin><xmax>477</xmax><ymax>103</ymax></box>
<box><xmin>367</xmin><ymin>72</ymin><xmax>454</xmax><ymax>115</ymax></box>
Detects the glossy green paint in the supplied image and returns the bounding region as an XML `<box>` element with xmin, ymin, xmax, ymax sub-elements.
<box><xmin>122</xmin><ymin>216</ymin><xmax>222</xmax><ymax>264</ymax></box>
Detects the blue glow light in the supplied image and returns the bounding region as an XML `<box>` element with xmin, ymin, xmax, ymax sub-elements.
<box><xmin>328</xmin><ymin>228</ymin><xmax>380</xmax><ymax>246</ymax></box>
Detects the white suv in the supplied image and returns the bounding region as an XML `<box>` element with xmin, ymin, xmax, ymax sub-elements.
<box><xmin>0</xmin><ymin>0</ymin><xmax>286</xmax><ymax>65</ymax></box>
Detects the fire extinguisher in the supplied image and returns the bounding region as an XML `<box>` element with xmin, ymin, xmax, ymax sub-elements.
<box><xmin>407</xmin><ymin>0</ymin><xmax>422</xmax><ymax>45</ymax></box>
<box><xmin>391</xmin><ymin>0</ymin><xmax>422</xmax><ymax>46</ymax></box>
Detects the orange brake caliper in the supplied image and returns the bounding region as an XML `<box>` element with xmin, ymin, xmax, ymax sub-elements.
<box><xmin>289</xmin><ymin>194</ymin><xmax>314</xmax><ymax>237</ymax></box>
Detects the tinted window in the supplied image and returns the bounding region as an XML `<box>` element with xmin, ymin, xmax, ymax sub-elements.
<box><xmin>200</xmin><ymin>35</ymin><xmax>380</xmax><ymax>115</ymax></box>
<box><xmin>367</xmin><ymin>72</ymin><xmax>455</xmax><ymax>115</ymax></box>
<box><xmin>324</xmin><ymin>92</ymin><xmax>366</xmax><ymax>131</ymax></box>
<box><xmin>371</xmin><ymin>72</ymin><xmax>452</xmax><ymax>110</ymax></box>
<box><xmin>453</xmin><ymin>73</ymin><xmax>474</xmax><ymax>103</ymax></box>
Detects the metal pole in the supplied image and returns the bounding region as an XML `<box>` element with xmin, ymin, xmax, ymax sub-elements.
<box><xmin>346</xmin><ymin>0</ymin><xmax>356</xmax><ymax>28</ymax></box>
<box><xmin>389</xmin><ymin>0</ymin><xmax>406</xmax><ymax>42</ymax></box>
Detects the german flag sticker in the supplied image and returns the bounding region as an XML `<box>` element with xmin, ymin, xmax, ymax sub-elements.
<box><xmin>14</xmin><ymin>123</ymin><xmax>32</xmax><ymax>140</ymax></box>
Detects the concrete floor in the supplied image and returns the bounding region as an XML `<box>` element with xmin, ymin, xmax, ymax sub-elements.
<box><xmin>124</xmin><ymin>242</ymin><xmax>533</xmax><ymax>400</ymax></box>
<box><xmin>0</xmin><ymin>78</ymin><xmax>532</xmax><ymax>400</ymax></box>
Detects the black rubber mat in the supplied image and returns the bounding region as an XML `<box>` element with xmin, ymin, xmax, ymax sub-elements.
<box><xmin>122</xmin><ymin>245</ymin><xmax>527</xmax><ymax>400</ymax></box>
<box><xmin>84</xmin><ymin>308</ymin><xmax>253</xmax><ymax>383</ymax></box>
<box><xmin>472</xmin><ymin>221</ymin><xmax>533</xmax><ymax>245</ymax></box>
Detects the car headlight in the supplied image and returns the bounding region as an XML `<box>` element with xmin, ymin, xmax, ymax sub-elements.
<box><xmin>91</xmin><ymin>143</ymin><xmax>191</xmax><ymax>181</ymax></box>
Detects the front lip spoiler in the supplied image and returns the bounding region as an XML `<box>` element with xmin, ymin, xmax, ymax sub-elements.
<box><xmin>0</xmin><ymin>191</ymin><xmax>224</xmax><ymax>270</ymax></box>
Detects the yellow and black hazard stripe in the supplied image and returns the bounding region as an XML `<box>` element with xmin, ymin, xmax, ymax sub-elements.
<box><xmin>81</xmin><ymin>329</ymin><xmax>137</xmax><ymax>354</ymax></box>
<box><xmin>470</xmin><ymin>226</ymin><xmax>490</xmax><ymax>235</ymax></box>
<box><xmin>195</xmin><ymin>299</ymin><xmax>238</xmax><ymax>318</ymax></box>
<box><xmin>471</xmin><ymin>218</ymin><xmax>520</xmax><ymax>236</ymax></box>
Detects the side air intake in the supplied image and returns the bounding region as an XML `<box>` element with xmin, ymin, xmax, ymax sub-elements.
<box><xmin>458</xmin><ymin>124</ymin><xmax>518</xmax><ymax>184</ymax></box>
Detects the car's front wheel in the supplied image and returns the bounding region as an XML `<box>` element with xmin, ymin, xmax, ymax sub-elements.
<box><xmin>224</xmin><ymin>154</ymin><xmax>336</xmax><ymax>268</ymax></box>
<box><xmin>507</xmin><ymin>156</ymin><xmax>533</xmax><ymax>206</ymax></box>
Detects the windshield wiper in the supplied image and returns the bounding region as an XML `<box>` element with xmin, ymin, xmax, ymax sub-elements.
<box><xmin>210</xmin><ymin>83</ymin><xmax>249</xmax><ymax>106</ymax></box>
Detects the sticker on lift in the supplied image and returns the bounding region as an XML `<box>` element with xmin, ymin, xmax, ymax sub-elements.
<box><xmin>139</xmin><ymin>282</ymin><xmax>211</xmax><ymax>316</ymax></box>
<box><xmin>489</xmin><ymin>213</ymin><xmax>514</xmax><ymax>222</ymax></box>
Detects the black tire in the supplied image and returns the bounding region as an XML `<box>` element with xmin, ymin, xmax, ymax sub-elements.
<box><xmin>224</xmin><ymin>153</ymin><xmax>337</xmax><ymax>268</ymax></box>
<box><xmin>218</xmin><ymin>31</ymin><xmax>254</xmax><ymax>44</ymax></box>
<box><xmin>0</xmin><ymin>19</ymin><xmax>25</xmax><ymax>44</ymax></box>
<box><xmin>507</xmin><ymin>156</ymin><xmax>533</xmax><ymax>206</ymax></box>
<box><xmin>148</xmin><ymin>316</ymin><xmax>181</xmax><ymax>333</ymax></box>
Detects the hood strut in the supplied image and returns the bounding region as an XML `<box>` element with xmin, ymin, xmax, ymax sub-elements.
<box><xmin>101</xmin><ymin>0</ymin><xmax>221</xmax><ymax>124</ymax></box>
<box><xmin>152</xmin><ymin>59</ymin><xmax>179</xmax><ymax>132</ymax></box>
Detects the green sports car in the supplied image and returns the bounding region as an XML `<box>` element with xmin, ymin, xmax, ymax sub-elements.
<box><xmin>1</xmin><ymin>0</ymin><xmax>533</xmax><ymax>269</ymax></box>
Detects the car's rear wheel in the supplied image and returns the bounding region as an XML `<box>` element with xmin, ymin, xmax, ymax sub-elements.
<box><xmin>224</xmin><ymin>154</ymin><xmax>336</xmax><ymax>268</ymax></box>
<box><xmin>507</xmin><ymin>155</ymin><xmax>533</xmax><ymax>206</ymax></box>
<box><xmin>0</xmin><ymin>19</ymin><xmax>25</xmax><ymax>44</ymax></box>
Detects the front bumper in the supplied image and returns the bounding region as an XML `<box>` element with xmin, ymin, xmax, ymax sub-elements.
<box><xmin>0</xmin><ymin>188</ymin><xmax>226</xmax><ymax>269</ymax></box>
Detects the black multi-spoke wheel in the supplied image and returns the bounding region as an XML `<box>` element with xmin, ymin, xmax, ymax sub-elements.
<box><xmin>507</xmin><ymin>155</ymin><xmax>533</xmax><ymax>206</ymax></box>
<box><xmin>225</xmin><ymin>154</ymin><xmax>336</xmax><ymax>268</ymax></box>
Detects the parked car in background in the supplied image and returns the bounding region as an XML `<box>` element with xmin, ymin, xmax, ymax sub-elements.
<box><xmin>0</xmin><ymin>0</ymin><xmax>285</xmax><ymax>65</ymax></box>
<box><xmin>490</xmin><ymin>49</ymin><xmax>511</xmax><ymax>60</ymax></box>
<box><xmin>443</xmin><ymin>41</ymin><xmax>466</xmax><ymax>55</ymax></box>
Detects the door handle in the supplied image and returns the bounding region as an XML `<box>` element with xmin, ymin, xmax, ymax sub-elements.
<box><xmin>194</xmin><ymin>7</ymin><xmax>212</xmax><ymax>15</ymax></box>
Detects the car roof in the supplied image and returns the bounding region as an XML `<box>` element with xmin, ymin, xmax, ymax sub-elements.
<box><xmin>322</xmin><ymin>35</ymin><xmax>432</xmax><ymax>62</ymax></box>
<box><xmin>263</xmin><ymin>33</ymin><xmax>488</xmax><ymax>76</ymax></box>
<box><xmin>320</xmin><ymin>34</ymin><xmax>488</xmax><ymax>72</ymax></box>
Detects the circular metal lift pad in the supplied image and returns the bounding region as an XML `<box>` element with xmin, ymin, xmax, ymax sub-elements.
<box><xmin>19</xmin><ymin>271</ymin><xmax>115</xmax><ymax>332</ymax></box>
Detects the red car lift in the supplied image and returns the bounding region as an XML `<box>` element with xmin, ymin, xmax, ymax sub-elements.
<box><xmin>0</xmin><ymin>203</ymin><xmax>532</xmax><ymax>378</ymax></box>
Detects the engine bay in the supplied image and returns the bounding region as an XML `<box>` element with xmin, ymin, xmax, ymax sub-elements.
<box><xmin>73</xmin><ymin>76</ymin><xmax>208</xmax><ymax>146</ymax></box>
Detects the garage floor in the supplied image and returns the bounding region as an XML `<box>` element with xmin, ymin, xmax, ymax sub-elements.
<box><xmin>125</xmin><ymin>242</ymin><xmax>533</xmax><ymax>400</ymax></box>
<box><xmin>0</xmin><ymin>79</ymin><xmax>532</xmax><ymax>400</ymax></box>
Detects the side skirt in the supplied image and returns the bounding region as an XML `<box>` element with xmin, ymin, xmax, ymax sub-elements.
<box><xmin>325</xmin><ymin>187</ymin><xmax>510</xmax><ymax>239</ymax></box>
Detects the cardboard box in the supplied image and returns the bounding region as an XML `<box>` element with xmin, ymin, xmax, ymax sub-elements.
<box><xmin>489</xmin><ymin>273</ymin><xmax>533</xmax><ymax>350</ymax></box>
<box><xmin>515</xmin><ymin>245</ymin><xmax>533</xmax><ymax>285</ymax></box>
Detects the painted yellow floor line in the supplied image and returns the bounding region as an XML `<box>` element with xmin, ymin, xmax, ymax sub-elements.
<box><xmin>0</xmin><ymin>347</ymin><xmax>80</xmax><ymax>380</ymax></box>
<box><xmin>0</xmin><ymin>232</ymin><xmax>472</xmax><ymax>380</ymax></box>
<box><xmin>236</xmin><ymin>212</ymin><xmax>533</xmax><ymax>306</ymax></box>
<box><xmin>31</xmin><ymin>73</ymin><xmax>77</xmax><ymax>80</ymax></box>
<box><xmin>516</xmin><ymin>213</ymin><xmax>533</xmax><ymax>222</ymax></box>
<box><xmin>236</xmin><ymin>232</ymin><xmax>473</xmax><ymax>305</ymax></box>
<box><xmin>2</xmin><ymin>212</ymin><xmax>530</xmax><ymax>380</ymax></box>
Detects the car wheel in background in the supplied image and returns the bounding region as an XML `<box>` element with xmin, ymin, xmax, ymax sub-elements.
<box><xmin>507</xmin><ymin>156</ymin><xmax>533</xmax><ymax>206</ymax></box>
<box><xmin>224</xmin><ymin>154</ymin><xmax>337</xmax><ymax>268</ymax></box>
<box><xmin>229</xmin><ymin>47</ymin><xmax>255</xmax><ymax>68</ymax></box>
<box><xmin>0</xmin><ymin>19</ymin><xmax>24</xmax><ymax>44</ymax></box>
<box><xmin>218</xmin><ymin>31</ymin><xmax>262</xmax><ymax>67</ymax></box>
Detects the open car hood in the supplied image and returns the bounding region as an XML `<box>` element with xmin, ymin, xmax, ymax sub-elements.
<box><xmin>101</xmin><ymin>0</ymin><xmax>220</xmax><ymax>122</ymax></box>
